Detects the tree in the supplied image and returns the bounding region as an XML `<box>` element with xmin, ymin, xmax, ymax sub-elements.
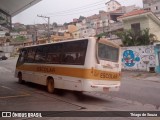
<box><xmin>140</xmin><ymin>28</ymin><xmax>158</xmax><ymax>45</ymax></box>
<box><xmin>79</xmin><ymin>16</ymin><xmax>85</xmax><ymax>20</ymax></box>
<box><xmin>95</xmin><ymin>32</ymin><xmax>108</xmax><ymax>38</ymax></box>
<box><xmin>5</xmin><ymin>32</ymin><xmax>10</xmax><ymax>36</ymax></box>
<box><xmin>15</xmin><ymin>36</ymin><xmax>26</xmax><ymax>42</ymax></box>
<box><xmin>63</xmin><ymin>22</ymin><xmax>68</xmax><ymax>26</ymax></box>
<box><xmin>116</xmin><ymin>28</ymin><xmax>158</xmax><ymax>46</ymax></box>
<box><xmin>52</xmin><ymin>22</ymin><xmax>58</xmax><ymax>28</ymax></box>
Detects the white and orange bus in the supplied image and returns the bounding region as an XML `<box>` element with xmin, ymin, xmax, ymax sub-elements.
<box><xmin>15</xmin><ymin>37</ymin><xmax>121</xmax><ymax>93</ymax></box>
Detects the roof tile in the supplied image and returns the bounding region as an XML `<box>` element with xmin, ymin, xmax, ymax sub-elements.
<box><xmin>118</xmin><ymin>9</ymin><xmax>150</xmax><ymax>19</ymax></box>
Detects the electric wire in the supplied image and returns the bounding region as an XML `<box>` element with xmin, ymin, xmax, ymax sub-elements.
<box><xmin>45</xmin><ymin>0</ymin><xmax>106</xmax><ymax>15</ymax></box>
<box><xmin>49</xmin><ymin>6</ymin><xmax>106</xmax><ymax>17</ymax></box>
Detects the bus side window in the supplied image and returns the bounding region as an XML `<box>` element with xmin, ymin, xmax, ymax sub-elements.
<box><xmin>17</xmin><ymin>49</ymin><xmax>27</xmax><ymax>66</ymax></box>
<box><xmin>35</xmin><ymin>46</ymin><xmax>47</xmax><ymax>63</ymax></box>
<box><xmin>61</xmin><ymin>40</ymin><xmax>88</xmax><ymax>65</ymax></box>
<box><xmin>65</xmin><ymin>54</ymin><xmax>74</xmax><ymax>64</ymax></box>
<box><xmin>26</xmin><ymin>48</ymin><xmax>36</xmax><ymax>63</ymax></box>
<box><xmin>19</xmin><ymin>51</ymin><xmax>25</xmax><ymax>62</ymax></box>
<box><xmin>46</xmin><ymin>43</ymin><xmax>62</xmax><ymax>64</ymax></box>
<box><xmin>47</xmin><ymin>53</ymin><xmax>59</xmax><ymax>64</ymax></box>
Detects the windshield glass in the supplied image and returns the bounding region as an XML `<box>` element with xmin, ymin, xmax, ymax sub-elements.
<box><xmin>98</xmin><ymin>43</ymin><xmax>119</xmax><ymax>62</ymax></box>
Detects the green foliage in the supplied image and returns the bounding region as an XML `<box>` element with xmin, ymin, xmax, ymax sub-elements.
<box><xmin>79</xmin><ymin>16</ymin><xmax>85</xmax><ymax>20</ymax></box>
<box><xmin>95</xmin><ymin>33</ymin><xmax>108</xmax><ymax>38</ymax></box>
<box><xmin>14</xmin><ymin>35</ymin><xmax>26</xmax><ymax>42</ymax></box>
<box><xmin>5</xmin><ymin>32</ymin><xmax>10</xmax><ymax>36</ymax></box>
<box><xmin>52</xmin><ymin>22</ymin><xmax>58</xmax><ymax>27</ymax></box>
<box><xmin>116</xmin><ymin>28</ymin><xmax>158</xmax><ymax>46</ymax></box>
<box><xmin>63</xmin><ymin>22</ymin><xmax>68</xmax><ymax>26</ymax></box>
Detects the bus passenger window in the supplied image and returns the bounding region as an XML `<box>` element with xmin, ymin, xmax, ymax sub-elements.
<box><xmin>47</xmin><ymin>54</ymin><xmax>60</xmax><ymax>64</ymax></box>
<box><xmin>26</xmin><ymin>48</ymin><xmax>36</xmax><ymax>63</ymax></box>
<box><xmin>17</xmin><ymin>49</ymin><xmax>27</xmax><ymax>66</ymax></box>
<box><xmin>35</xmin><ymin>46</ymin><xmax>47</xmax><ymax>63</ymax></box>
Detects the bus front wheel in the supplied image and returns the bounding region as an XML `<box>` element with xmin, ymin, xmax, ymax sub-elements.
<box><xmin>47</xmin><ymin>78</ymin><xmax>55</xmax><ymax>93</ymax></box>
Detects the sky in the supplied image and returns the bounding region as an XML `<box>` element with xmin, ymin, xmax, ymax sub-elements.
<box><xmin>12</xmin><ymin>0</ymin><xmax>143</xmax><ymax>25</ymax></box>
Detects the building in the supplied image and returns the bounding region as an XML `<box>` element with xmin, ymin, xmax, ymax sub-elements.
<box><xmin>118</xmin><ymin>9</ymin><xmax>160</xmax><ymax>41</ymax></box>
<box><xmin>154</xmin><ymin>43</ymin><xmax>160</xmax><ymax>73</ymax></box>
<box><xmin>143</xmin><ymin>0</ymin><xmax>160</xmax><ymax>17</ymax></box>
<box><xmin>51</xmin><ymin>31</ymin><xmax>73</xmax><ymax>42</ymax></box>
<box><xmin>105</xmin><ymin>0</ymin><xmax>121</xmax><ymax>12</ymax></box>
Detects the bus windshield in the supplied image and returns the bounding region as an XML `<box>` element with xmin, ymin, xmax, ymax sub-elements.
<box><xmin>98</xmin><ymin>43</ymin><xmax>119</xmax><ymax>62</ymax></box>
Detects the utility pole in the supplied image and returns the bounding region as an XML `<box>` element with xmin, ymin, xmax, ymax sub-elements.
<box><xmin>108</xmin><ymin>13</ymin><xmax>112</xmax><ymax>39</ymax></box>
<box><xmin>37</xmin><ymin>15</ymin><xmax>50</xmax><ymax>43</ymax></box>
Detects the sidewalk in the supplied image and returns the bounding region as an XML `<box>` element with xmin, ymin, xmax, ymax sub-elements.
<box><xmin>122</xmin><ymin>70</ymin><xmax>160</xmax><ymax>82</ymax></box>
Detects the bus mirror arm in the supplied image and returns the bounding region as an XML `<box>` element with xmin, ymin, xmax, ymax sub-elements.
<box><xmin>96</xmin><ymin>40</ymin><xmax>100</xmax><ymax>64</ymax></box>
<box><xmin>96</xmin><ymin>54</ymin><xmax>100</xmax><ymax>64</ymax></box>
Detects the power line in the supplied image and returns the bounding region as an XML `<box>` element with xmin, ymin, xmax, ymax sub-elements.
<box><xmin>48</xmin><ymin>3</ymin><xmax>105</xmax><ymax>15</ymax></box>
<box><xmin>37</xmin><ymin>15</ymin><xmax>50</xmax><ymax>43</ymax></box>
<box><xmin>49</xmin><ymin>6</ymin><xmax>106</xmax><ymax>17</ymax></box>
<box><xmin>45</xmin><ymin>0</ymin><xmax>106</xmax><ymax>15</ymax></box>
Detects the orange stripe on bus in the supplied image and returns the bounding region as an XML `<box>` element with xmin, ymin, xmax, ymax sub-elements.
<box><xmin>16</xmin><ymin>65</ymin><xmax>121</xmax><ymax>81</ymax></box>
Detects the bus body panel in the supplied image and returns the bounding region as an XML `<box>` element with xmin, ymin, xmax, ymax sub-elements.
<box><xmin>15</xmin><ymin>37</ymin><xmax>121</xmax><ymax>93</ymax></box>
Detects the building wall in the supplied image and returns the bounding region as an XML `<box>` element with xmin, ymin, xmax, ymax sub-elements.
<box><xmin>106</xmin><ymin>0</ymin><xmax>121</xmax><ymax>12</ymax></box>
<box><xmin>72</xmin><ymin>31</ymin><xmax>80</xmax><ymax>38</ymax></box>
<box><xmin>0</xmin><ymin>45</ymin><xmax>14</xmax><ymax>57</ymax></box>
<box><xmin>154</xmin><ymin>43</ymin><xmax>160</xmax><ymax>73</ymax></box>
<box><xmin>148</xmin><ymin>18</ymin><xmax>160</xmax><ymax>40</ymax></box>
<box><xmin>143</xmin><ymin>0</ymin><xmax>160</xmax><ymax>14</ymax></box>
<box><xmin>80</xmin><ymin>28</ymin><xmax>96</xmax><ymax>38</ymax></box>
<box><xmin>121</xmin><ymin>45</ymin><xmax>156</xmax><ymax>71</ymax></box>
<box><xmin>123</xmin><ymin>16</ymin><xmax>160</xmax><ymax>40</ymax></box>
<box><xmin>68</xmin><ymin>25</ymin><xmax>77</xmax><ymax>33</ymax></box>
<box><xmin>123</xmin><ymin>17</ymin><xmax>149</xmax><ymax>30</ymax></box>
<box><xmin>51</xmin><ymin>32</ymin><xmax>73</xmax><ymax>41</ymax></box>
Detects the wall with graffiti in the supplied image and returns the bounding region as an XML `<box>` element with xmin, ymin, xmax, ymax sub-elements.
<box><xmin>121</xmin><ymin>45</ymin><xmax>156</xmax><ymax>71</ymax></box>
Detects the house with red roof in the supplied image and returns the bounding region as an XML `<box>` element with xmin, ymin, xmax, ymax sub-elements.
<box><xmin>118</xmin><ymin>9</ymin><xmax>160</xmax><ymax>41</ymax></box>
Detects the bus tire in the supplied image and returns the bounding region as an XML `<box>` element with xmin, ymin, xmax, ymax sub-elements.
<box><xmin>18</xmin><ymin>72</ymin><xmax>23</xmax><ymax>84</ymax></box>
<box><xmin>47</xmin><ymin>77</ymin><xmax>55</xmax><ymax>93</ymax></box>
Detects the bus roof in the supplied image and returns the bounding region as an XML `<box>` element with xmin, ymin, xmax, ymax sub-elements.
<box><xmin>21</xmin><ymin>37</ymin><xmax>93</xmax><ymax>48</ymax></box>
<box><xmin>98</xmin><ymin>38</ymin><xmax>120</xmax><ymax>48</ymax></box>
<box><xmin>21</xmin><ymin>37</ymin><xmax>120</xmax><ymax>49</ymax></box>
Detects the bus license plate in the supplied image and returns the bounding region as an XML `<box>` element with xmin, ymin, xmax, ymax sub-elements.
<box><xmin>103</xmin><ymin>87</ymin><xmax>109</xmax><ymax>92</ymax></box>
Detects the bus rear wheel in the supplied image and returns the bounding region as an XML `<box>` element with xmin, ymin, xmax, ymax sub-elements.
<box><xmin>47</xmin><ymin>78</ymin><xmax>55</xmax><ymax>93</ymax></box>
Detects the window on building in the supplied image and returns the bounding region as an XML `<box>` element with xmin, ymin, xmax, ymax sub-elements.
<box><xmin>155</xmin><ymin>6</ymin><xmax>159</xmax><ymax>10</ymax></box>
<box><xmin>131</xmin><ymin>23</ymin><xmax>140</xmax><ymax>34</ymax></box>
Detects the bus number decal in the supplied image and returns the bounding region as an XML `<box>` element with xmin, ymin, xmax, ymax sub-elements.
<box><xmin>100</xmin><ymin>72</ymin><xmax>118</xmax><ymax>79</ymax></box>
<box><xmin>37</xmin><ymin>66</ymin><xmax>55</xmax><ymax>73</ymax></box>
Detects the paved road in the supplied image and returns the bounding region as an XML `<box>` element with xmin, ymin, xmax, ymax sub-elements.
<box><xmin>109</xmin><ymin>71</ymin><xmax>160</xmax><ymax>108</ymax></box>
<box><xmin>0</xmin><ymin>58</ymin><xmax>160</xmax><ymax>120</ymax></box>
